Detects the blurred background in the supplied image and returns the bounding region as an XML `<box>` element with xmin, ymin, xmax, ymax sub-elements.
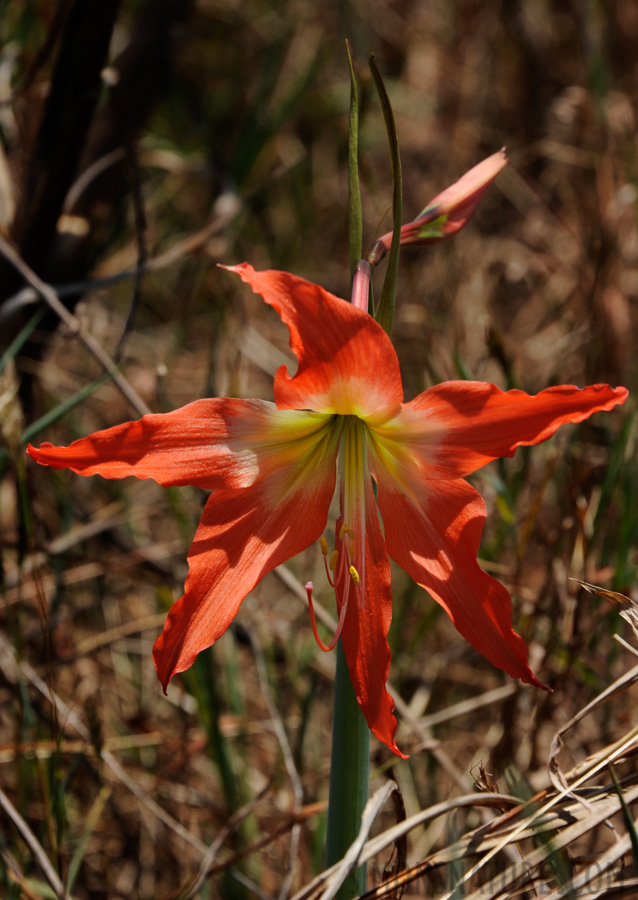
<box><xmin>1</xmin><ymin>2</ymin><xmax>637</xmax><ymax>898</ymax></box>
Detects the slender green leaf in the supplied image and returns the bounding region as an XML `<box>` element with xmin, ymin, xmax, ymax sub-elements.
<box><xmin>66</xmin><ymin>786</ymin><xmax>111</xmax><ymax>893</ymax></box>
<box><xmin>369</xmin><ymin>54</ymin><xmax>402</xmax><ymax>337</ymax></box>
<box><xmin>20</xmin><ymin>880</ymin><xmax>60</xmax><ymax>900</ymax></box>
<box><xmin>23</xmin><ymin>371</ymin><xmax>115</xmax><ymax>446</ymax></box>
<box><xmin>1</xmin><ymin>371</ymin><xmax>115</xmax><ymax>467</ymax></box>
<box><xmin>609</xmin><ymin>762</ymin><xmax>638</xmax><ymax>864</ymax></box>
<box><xmin>346</xmin><ymin>40</ymin><xmax>362</xmax><ymax>278</ymax></box>
<box><xmin>593</xmin><ymin>407</ymin><xmax>635</xmax><ymax>541</ymax></box>
<box><xmin>0</xmin><ymin>307</ymin><xmax>44</xmax><ymax>377</ymax></box>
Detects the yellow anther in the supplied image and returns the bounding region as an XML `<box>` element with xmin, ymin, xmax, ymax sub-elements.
<box><xmin>349</xmin><ymin>565</ymin><xmax>360</xmax><ymax>585</ymax></box>
<box><xmin>339</xmin><ymin>522</ymin><xmax>355</xmax><ymax>541</ymax></box>
<box><xmin>320</xmin><ymin>536</ymin><xmax>329</xmax><ymax>557</ymax></box>
<box><xmin>329</xmin><ymin>551</ymin><xmax>339</xmax><ymax>572</ymax></box>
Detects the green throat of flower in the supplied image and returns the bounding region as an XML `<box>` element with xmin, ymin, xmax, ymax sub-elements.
<box><xmin>306</xmin><ymin>414</ymin><xmax>371</xmax><ymax>652</ymax></box>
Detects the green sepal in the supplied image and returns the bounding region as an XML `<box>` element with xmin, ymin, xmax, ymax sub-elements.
<box><xmin>413</xmin><ymin>214</ymin><xmax>448</xmax><ymax>240</ymax></box>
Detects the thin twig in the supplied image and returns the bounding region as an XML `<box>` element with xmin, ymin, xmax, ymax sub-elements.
<box><xmin>0</xmin><ymin>233</ymin><xmax>151</xmax><ymax>417</ymax></box>
<box><xmin>1</xmin><ymin>190</ymin><xmax>242</xmax><ymax>324</ymax></box>
<box><xmin>548</xmin><ymin>660</ymin><xmax>638</xmax><ymax>794</ymax></box>
<box><xmin>292</xmin><ymin>792</ymin><xmax>524</xmax><ymax>900</ymax></box>
<box><xmin>183</xmin><ymin>785</ymin><xmax>272</xmax><ymax>900</ymax></box>
<box><xmin>63</xmin><ymin>148</ymin><xmax>127</xmax><ymax>213</ymax></box>
<box><xmin>0</xmin><ymin>785</ymin><xmax>70</xmax><ymax>900</ymax></box>
<box><xmin>437</xmin><ymin>727</ymin><xmax>638</xmax><ymax>900</ymax></box>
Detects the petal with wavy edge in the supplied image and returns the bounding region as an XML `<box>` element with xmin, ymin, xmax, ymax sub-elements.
<box><xmin>369</xmin><ymin>382</ymin><xmax>628</xmax><ymax>483</ymax></box>
<box><xmin>27</xmin><ymin>399</ymin><xmax>333</xmax><ymax>492</ymax></box>
<box><xmin>375</xmin><ymin>471</ymin><xmax>545</xmax><ymax>688</ymax></box>
<box><xmin>224</xmin><ymin>263</ymin><xmax>403</xmax><ymax>417</ymax></box>
<box><xmin>154</xmin><ymin>422</ymin><xmax>340</xmax><ymax>687</ymax></box>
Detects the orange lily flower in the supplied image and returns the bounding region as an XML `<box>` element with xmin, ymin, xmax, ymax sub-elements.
<box><xmin>27</xmin><ymin>263</ymin><xmax>628</xmax><ymax>756</ymax></box>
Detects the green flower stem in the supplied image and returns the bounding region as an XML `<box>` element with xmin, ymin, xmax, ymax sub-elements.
<box><xmin>325</xmin><ymin>638</ymin><xmax>370</xmax><ymax>898</ymax></box>
<box><xmin>325</xmin><ymin>45</ymin><xmax>371</xmax><ymax>899</ymax></box>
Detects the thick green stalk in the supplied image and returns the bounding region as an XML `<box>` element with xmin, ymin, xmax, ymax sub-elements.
<box><xmin>324</xmin><ymin>45</ymin><xmax>371</xmax><ymax>900</ymax></box>
<box><xmin>325</xmin><ymin>638</ymin><xmax>370</xmax><ymax>898</ymax></box>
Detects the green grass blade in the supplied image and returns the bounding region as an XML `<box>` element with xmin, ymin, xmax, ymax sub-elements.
<box><xmin>65</xmin><ymin>786</ymin><xmax>111</xmax><ymax>894</ymax></box>
<box><xmin>0</xmin><ymin>307</ymin><xmax>45</xmax><ymax>378</ymax></box>
<box><xmin>608</xmin><ymin>762</ymin><xmax>638</xmax><ymax>864</ymax></box>
<box><xmin>23</xmin><ymin>371</ymin><xmax>115</xmax><ymax>446</ymax></box>
<box><xmin>1</xmin><ymin>370</ymin><xmax>115</xmax><ymax>467</ymax></box>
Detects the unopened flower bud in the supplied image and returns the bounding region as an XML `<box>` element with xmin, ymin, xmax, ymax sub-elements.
<box><xmin>368</xmin><ymin>148</ymin><xmax>507</xmax><ymax>266</ymax></box>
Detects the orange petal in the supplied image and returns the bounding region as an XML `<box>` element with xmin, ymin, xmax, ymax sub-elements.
<box><xmin>224</xmin><ymin>263</ymin><xmax>403</xmax><ymax>417</ymax></box>
<box><xmin>27</xmin><ymin>399</ymin><xmax>332</xmax><ymax>491</ymax></box>
<box><xmin>376</xmin><ymin>473</ymin><xmax>545</xmax><ymax>688</ymax></box>
<box><xmin>378</xmin><ymin>382</ymin><xmax>629</xmax><ymax>481</ymax></box>
<box><xmin>154</xmin><ymin>431</ymin><xmax>339</xmax><ymax>686</ymax></box>
<box><xmin>335</xmin><ymin>477</ymin><xmax>406</xmax><ymax>758</ymax></box>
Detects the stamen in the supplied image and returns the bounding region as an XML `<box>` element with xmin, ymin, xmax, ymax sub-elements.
<box><xmin>305</xmin><ymin>582</ymin><xmax>349</xmax><ymax>652</ymax></box>
<box><xmin>311</xmin><ymin>513</ymin><xmax>362</xmax><ymax>651</ymax></box>
<box><xmin>339</xmin><ymin>522</ymin><xmax>355</xmax><ymax>541</ymax></box>
<box><xmin>323</xmin><ymin>549</ymin><xmax>336</xmax><ymax>588</ymax></box>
